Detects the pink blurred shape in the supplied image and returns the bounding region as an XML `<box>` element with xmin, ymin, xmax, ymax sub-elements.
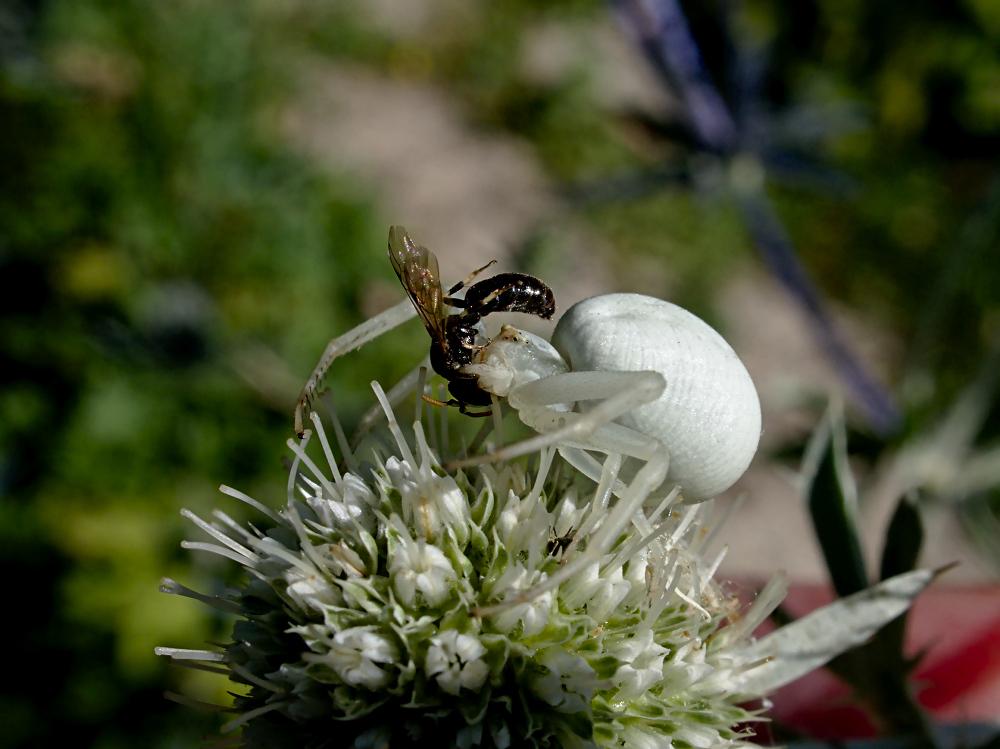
<box><xmin>743</xmin><ymin>582</ymin><xmax>1000</xmax><ymax>741</ymax></box>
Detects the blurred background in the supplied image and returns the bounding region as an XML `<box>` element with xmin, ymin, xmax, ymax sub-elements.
<box><xmin>2</xmin><ymin>0</ymin><xmax>998</xmax><ymax>746</ymax></box>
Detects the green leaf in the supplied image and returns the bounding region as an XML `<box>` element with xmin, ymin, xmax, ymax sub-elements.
<box><xmin>880</xmin><ymin>491</ymin><xmax>925</xmax><ymax>582</ymax></box>
<box><xmin>871</xmin><ymin>492</ymin><xmax>927</xmax><ymax>671</ymax></box>
<box><xmin>802</xmin><ymin>405</ymin><xmax>869</xmax><ymax>597</ymax></box>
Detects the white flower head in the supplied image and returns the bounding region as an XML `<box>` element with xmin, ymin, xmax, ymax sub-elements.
<box><xmin>301</xmin><ymin>625</ymin><xmax>398</xmax><ymax>690</ymax></box>
<box><xmin>609</xmin><ymin>629</ymin><xmax>669</xmax><ymax>699</ymax></box>
<box><xmin>158</xmin><ymin>381</ymin><xmax>933</xmax><ymax>748</ymax></box>
<box><xmin>530</xmin><ymin>647</ymin><xmax>599</xmax><ymax>714</ymax></box>
<box><xmin>388</xmin><ymin>526</ymin><xmax>456</xmax><ymax>608</ymax></box>
<box><xmin>425</xmin><ymin>630</ymin><xmax>490</xmax><ymax>695</ymax></box>
<box><xmin>385</xmin><ymin>454</ymin><xmax>470</xmax><ymax>545</ymax></box>
<box><xmin>284</xmin><ymin>566</ymin><xmax>342</xmax><ymax>613</ymax></box>
<box><xmin>488</xmin><ymin>563</ymin><xmax>553</xmax><ymax>636</ymax></box>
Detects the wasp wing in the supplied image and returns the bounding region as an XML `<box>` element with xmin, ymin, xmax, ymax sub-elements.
<box><xmin>387</xmin><ymin>225</ymin><xmax>448</xmax><ymax>342</ymax></box>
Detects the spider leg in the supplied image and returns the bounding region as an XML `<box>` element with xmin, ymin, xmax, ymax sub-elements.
<box><xmin>350</xmin><ymin>356</ymin><xmax>429</xmax><ymax>448</ymax></box>
<box><xmin>509</xmin><ymin>370</ymin><xmax>664</xmax><ymax>411</ymax></box>
<box><xmin>557</xmin><ymin>446</ymin><xmax>628</xmax><ymax>495</ymax></box>
<box><xmin>294</xmin><ymin>298</ymin><xmax>417</xmax><ymax>436</ymax></box>
<box><xmin>475</xmin><ymin>444</ymin><xmax>670</xmax><ymax>617</ymax></box>
<box><xmin>447</xmin><ymin>370</ymin><xmax>666</xmax><ymax>469</ymax></box>
<box><xmin>556</xmin><ymin>421</ymin><xmax>666</xmax><ymax>460</ymax></box>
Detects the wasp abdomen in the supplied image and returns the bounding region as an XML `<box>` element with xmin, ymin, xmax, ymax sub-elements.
<box><xmin>463</xmin><ymin>273</ymin><xmax>556</xmax><ymax>320</ymax></box>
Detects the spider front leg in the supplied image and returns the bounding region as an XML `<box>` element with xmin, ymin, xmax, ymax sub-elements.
<box><xmin>447</xmin><ymin>370</ymin><xmax>667</xmax><ymax>469</ymax></box>
<box><xmin>474</xmin><ymin>435</ymin><xmax>671</xmax><ymax>618</ymax></box>
<box><xmin>350</xmin><ymin>356</ymin><xmax>431</xmax><ymax>448</ymax></box>
<box><xmin>294</xmin><ymin>298</ymin><xmax>417</xmax><ymax>436</ymax></box>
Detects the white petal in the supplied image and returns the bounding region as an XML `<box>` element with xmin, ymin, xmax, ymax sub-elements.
<box><xmin>454</xmin><ymin>633</ymin><xmax>486</xmax><ymax>662</ymax></box>
<box><xmin>460</xmin><ymin>658</ymin><xmax>489</xmax><ymax>691</ymax></box>
<box><xmin>393</xmin><ymin>570</ymin><xmax>417</xmax><ymax>607</ymax></box>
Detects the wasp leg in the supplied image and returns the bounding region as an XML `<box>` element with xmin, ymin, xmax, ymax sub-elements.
<box><xmin>421</xmin><ymin>393</ymin><xmax>457</xmax><ymax>409</ymax></box>
<box><xmin>460</xmin><ymin>406</ymin><xmax>494</xmax><ymax>418</ymax></box>
<box><xmin>446</xmin><ymin>259</ymin><xmax>497</xmax><ymax>295</ymax></box>
<box><xmin>420</xmin><ymin>392</ymin><xmax>492</xmax><ymax>417</ymax></box>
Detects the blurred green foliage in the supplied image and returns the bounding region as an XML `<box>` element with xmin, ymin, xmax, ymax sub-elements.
<box><xmin>1</xmin><ymin>1</ymin><xmax>409</xmax><ymax>746</ymax></box>
<box><xmin>2</xmin><ymin>0</ymin><xmax>999</xmax><ymax>746</ymax></box>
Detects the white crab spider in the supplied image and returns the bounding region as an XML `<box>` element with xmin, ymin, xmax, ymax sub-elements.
<box><xmin>452</xmin><ymin>293</ymin><xmax>761</xmax><ymax>500</ymax></box>
<box><xmin>449</xmin><ymin>323</ymin><xmax>669</xmax><ymax>471</ymax></box>
<box><xmin>295</xmin><ymin>232</ymin><xmax>761</xmax><ymax>501</ymax></box>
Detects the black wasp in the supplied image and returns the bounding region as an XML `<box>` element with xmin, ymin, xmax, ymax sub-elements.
<box><xmin>388</xmin><ymin>225</ymin><xmax>555</xmax><ymax>414</ymax></box>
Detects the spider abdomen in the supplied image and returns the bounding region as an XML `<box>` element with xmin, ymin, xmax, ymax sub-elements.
<box><xmin>551</xmin><ymin>293</ymin><xmax>761</xmax><ymax>500</ymax></box>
